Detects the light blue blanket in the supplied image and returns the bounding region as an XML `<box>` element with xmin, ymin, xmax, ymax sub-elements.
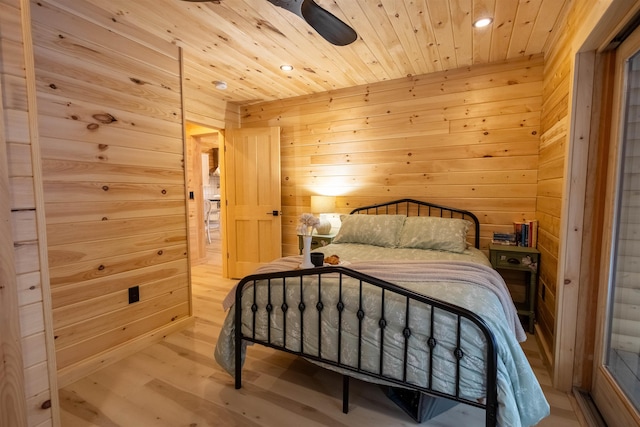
<box><xmin>215</xmin><ymin>247</ymin><xmax>549</xmax><ymax>427</ymax></box>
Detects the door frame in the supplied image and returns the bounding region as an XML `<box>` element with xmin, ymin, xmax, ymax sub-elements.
<box><xmin>555</xmin><ymin>1</ymin><xmax>640</xmax><ymax>424</ymax></box>
<box><xmin>589</xmin><ymin>23</ymin><xmax>640</xmax><ymax>426</ymax></box>
<box><xmin>554</xmin><ymin>0</ymin><xmax>640</xmax><ymax>392</ymax></box>
<box><xmin>185</xmin><ymin>123</ymin><xmax>223</xmax><ymax>265</ymax></box>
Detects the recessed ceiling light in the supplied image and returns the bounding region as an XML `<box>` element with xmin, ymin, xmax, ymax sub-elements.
<box><xmin>213</xmin><ymin>81</ymin><xmax>227</xmax><ymax>90</ymax></box>
<box><xmin>280</xmin><ymin>64</ymin><xmax>294</xmax><ymax>71</ymax></box>
<box><xmin>473</xmin><ymin>18</ymin><xmax>493</xmax><ymax>28</ymax></box>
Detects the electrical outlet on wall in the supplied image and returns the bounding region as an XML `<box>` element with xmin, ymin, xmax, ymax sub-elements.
<box><xmin>128</xmin><ymin>286</ymin><xmax>140</xmax><ymax>304</ymax></box>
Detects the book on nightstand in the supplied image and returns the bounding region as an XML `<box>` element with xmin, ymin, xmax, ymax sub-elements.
<box><xmin>514</xmin><ymin>220</ymin><xmax>538</xmax><ymax>247</ymax></box>
<box><xmin>492</xmin><ymin>232</ymin><xmax>517</xmax><ymax>245</ymax></box>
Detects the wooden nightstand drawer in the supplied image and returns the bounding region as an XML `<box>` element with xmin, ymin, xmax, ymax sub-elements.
<box><xmin>489</xmin><ymin>247</ymin><xmax>539</xmax><ymax>272</ymax></box>
<box><xmin>311</xmin><ymin>235</ymin><xmax>333</xmax><ymax>249</ymax></box>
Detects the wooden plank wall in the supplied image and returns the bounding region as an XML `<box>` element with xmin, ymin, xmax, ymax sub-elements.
<box><xmin>1</xmin><ymin>0</ymin><xmax>58</xmax><ymax>426</ymax></box>
<box><xmin>536</xmin><ymin>6</ymin><xmax>572</xmax><ymax>366</ymax></box>
<box><xmin>183</xmin><ymin>61</ymin><xmax>240</xmax><ymax>130</ymax></box>
<box><xmin>1</xmin><ymin>2</ymin><xmax>30</xmax><ymax>425</ymax></box>
<box><xmin>242</xmin><ymin>55</ymin><xmax>544</xmax><ymax>257</ymax></box>
<box><xmin>0</xmin><ymin>0</ymin><xmax>238</xmax><ymax>420</ymax></box>
<box><xmin>536</xmin><ymin>0</ymin><xmax>607</xmax><ymax>371</ymax></box>
<box><xmin>30</xmin><ymin>0</ymin><xmax>192</xmax><ymax>384</ymax></box>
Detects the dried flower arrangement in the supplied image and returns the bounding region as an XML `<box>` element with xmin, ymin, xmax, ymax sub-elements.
<box><xmin>297</xmin><ymin>213</ymin><xmax>320</xmax><ymax>236</ymax></box>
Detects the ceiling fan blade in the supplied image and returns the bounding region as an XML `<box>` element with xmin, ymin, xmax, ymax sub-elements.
<box><xmin>266</xmin><ymin>0</ymin><xmax>357</xmax><ymax>46</ymax></box>
<box><xmin>300</xmin><ymin>0</ymin><xmax>357</xmax><ymax>46</ymax></box>
<box><xmin>180</xmin><ymin>0</ymin><xmax>357</xmax><ymax>46</ymax></box>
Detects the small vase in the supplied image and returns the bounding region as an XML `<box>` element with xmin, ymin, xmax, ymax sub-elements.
<box><xmin>300</xmin><ymin>235</ymin><xmax>314</xmax><ymax>268</ymax></box>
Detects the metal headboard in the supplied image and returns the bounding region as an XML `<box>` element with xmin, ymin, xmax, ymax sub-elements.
<box><xmin>350</xmin><ymin>199</ymin><xmax>480</xmax><ymax>249</ymax></box>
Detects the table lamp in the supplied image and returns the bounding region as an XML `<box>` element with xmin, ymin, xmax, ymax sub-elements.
<box><xmin>311</xmin><ymin>195</ymin><xmax>335</xmax><ymax>234</ymax></box>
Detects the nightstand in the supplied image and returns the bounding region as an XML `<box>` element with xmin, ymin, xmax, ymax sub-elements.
<box><xmin>489</xmin><ymin>244</ymin><xmax>540</xmax><ymax>334</ymax></box>
<box><xmin>298</xmin><ymin>231</ymin><xmax>338</xmax><ymax>254</ymax></box>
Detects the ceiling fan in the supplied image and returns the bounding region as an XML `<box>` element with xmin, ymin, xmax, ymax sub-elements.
<box><xmin>182</xmin><ymin>0</ymin><xmax>358</xmax><ymax>46</ymax></box>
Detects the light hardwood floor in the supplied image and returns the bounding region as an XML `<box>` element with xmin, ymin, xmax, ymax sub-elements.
<box><xmin>59</xmin><ymin>235</ymin><xmax>585</xmax><ymax>426</ymax></box>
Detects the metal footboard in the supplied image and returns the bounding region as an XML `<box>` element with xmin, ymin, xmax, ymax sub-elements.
<box><xmin>233</xmin><ymin>266</ymin><xmax>498</xmax><ymax>426</ymax></box>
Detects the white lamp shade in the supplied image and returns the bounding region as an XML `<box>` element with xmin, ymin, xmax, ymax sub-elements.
<box><xmin>311</xmin><ymin>195</ymin><xmax>336</xmax><ymax>213</ymax></box>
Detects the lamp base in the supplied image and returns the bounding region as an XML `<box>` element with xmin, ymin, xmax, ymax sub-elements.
<box><xmin>316</xmin><ymin>218</ymin><xmax>332</xmax><ymax>235</ymax></box>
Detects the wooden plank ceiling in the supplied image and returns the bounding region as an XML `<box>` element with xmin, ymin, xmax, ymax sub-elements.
<box><xmin>79</xmin><ymin>0</ymin><xmax>569</xmax><ymax>106</ymax></box>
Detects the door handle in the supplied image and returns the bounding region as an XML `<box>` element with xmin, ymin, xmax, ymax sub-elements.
<box><xmin>266</xmin><ymin>210</ymin><xmax>281</xmax><ymax>216</ymax></box>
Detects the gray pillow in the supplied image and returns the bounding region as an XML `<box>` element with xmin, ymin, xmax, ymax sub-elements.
<box><xmin>398</xmin><ymin>216</ymin><xmax>470</xmax><ymax>253</ymax></box>
<box><xmin>333</xmin><ymin>215</ymin><xmax>406</xmax><ymax>247</ymax></box>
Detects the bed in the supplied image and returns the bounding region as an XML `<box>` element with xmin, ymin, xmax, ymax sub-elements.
<box><xmin>214</xmin><ymin>199</ymin><xmax>549</xmax><ymax>426</ymax></box>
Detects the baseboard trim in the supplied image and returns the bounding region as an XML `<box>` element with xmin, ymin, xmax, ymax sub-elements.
<box><xmin>534</xmin><ymin>324</ymin><xmax>554</xmax><ymax>370</ymax></box>
<box><xmin>57</xmin><ymin>316</ymin><xmax>194</xmax><ymax>388</ymax></box>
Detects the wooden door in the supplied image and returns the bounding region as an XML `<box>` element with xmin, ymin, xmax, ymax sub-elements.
<box><xmin>224</xmin><ymin>127</ymin><xmax>281</xmax><ymax>278</ymax></box>
<box><xmin>591</xmin><ymin>24</ymin><xmax>640</xmax><ymax>426</ymax></box>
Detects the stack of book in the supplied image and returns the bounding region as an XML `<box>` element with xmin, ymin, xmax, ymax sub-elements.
<box><xmin>514</xmin><ymin>220</ymin><xmax>538</xmax><ymax>247</ymax></box>
<box><xmin>492</xmin><ymin>232</ymin><xmax>517</xmax><ymax>245</ymax></box>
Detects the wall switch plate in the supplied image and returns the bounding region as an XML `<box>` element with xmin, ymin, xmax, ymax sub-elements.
<box><xmin>128</xmin><ymin>286</ymin><xmax>140</xmax><ymax>304</ymax></box>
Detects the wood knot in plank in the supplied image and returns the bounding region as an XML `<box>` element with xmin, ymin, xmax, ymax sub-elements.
<box><xmin>255</xmin><ymin>19</ymin><xmax>285</xmax><ymax>37</ymax></box>
<box><xmin>92</xmin><ymin>113</ymin><xmax>117</xmax><ymax>124</ymax></box>
<box><xmin>129</xmin><ymin>77</ymin><xmax>148</xmax><ymax>85</ymax></box>
<box><xmin>87</xmin><ymin>123</ymin><xmax>99</xmax><ymax>131</ymax></box>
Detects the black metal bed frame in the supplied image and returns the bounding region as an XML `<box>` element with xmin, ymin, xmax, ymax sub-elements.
<box><xmin>232</xmin><ymin>199</ymin><xmax>497</xmax><ymax>426</ymax></box>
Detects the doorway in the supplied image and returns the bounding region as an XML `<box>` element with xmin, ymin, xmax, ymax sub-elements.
<box><xmin>185</xmin><ymin>122</ymin><xmax>223</xmax><ymax>266</ymax></box>
<box><xmin>184</xmin><ymin>124</ymin><xmax>282</xmax><ymax>279</ymax></box>
<box><xmin>590</xmin><ymin>23</ymin><xmax>640</xmax><ymax>426</ymax></box>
